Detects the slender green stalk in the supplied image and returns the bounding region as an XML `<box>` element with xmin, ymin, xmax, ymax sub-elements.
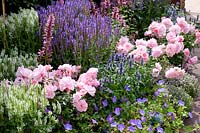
<box><xmin>2</xmin><ymin>0</ymin><xmax>8</xmax><ymax>50</ymax></box>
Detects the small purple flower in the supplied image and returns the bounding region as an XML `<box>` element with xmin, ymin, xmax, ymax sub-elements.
<box><xmin>139</xmin><ymin>109</ymin><xmax>145</xmax><ymax>116</ymax></box>
<box><xmin>129</xmin><ymin>119</ymin><xmax>142</xmax><ymax>129</ymax></box>
<box><xmin>163</xmin><ymin>103</ymin><xmax>168</xmax><ymax>108</ymax></box>
<box><xmin>114</xmin><ymin>107</ymin><xmax>122</xmax><ymax>116</ymax></box>
<box><xmin>178</xmin><ymin>100</ymin><xmax>185</xmax><ymax>106</ymax></box>
<box><xmin>167</xmin><ymin>112</ymin><xmax>175</xmax><ymax>121</ymax></box>
<box><xmin>118</xmin><ymin>124</ymin><xmax>125</xmax><ymax>132</ymax></box>
<box><xmin>158</xmin><ymin>88</ymin><xmax>166</xmax><ymax>92</ymax></box>
<box><xmin>91</xmin><ymin>119</ymin><xmax>98</xmax><ymax>124</ymax></box>
<box><xmin>125</xmin><ymin>85</ymin><xmax>131</xmax><ymax>91</ymax></box>
<box><xmin>102</xmin><ymin>99</ymin><xmax>108</xmax><ymax>107</ymax></box>
<box><xmin>148</xmin><ymin>112</ymin><xmax>154</xmax><ymax>117</ymax></box>
<box><xmin>94</xmin><ymin>103</ymin><xmax>99</xmax><ymax>112</ymax></box>
<box><xmin>112</xmin><ymin>96</ymin><xmax>117</xmax><ymax>103</ymax></box>
<box><xmin>106</xmin><ymin>115</ymin><xmax>114</xmax><ymax>123</ymax></box>
<box><xmin>110</xmin><ymin>121</ymin><xmax>118</xmax><ymax>127</ymax></box>
<box><xmin>45</xmin><ymin>108</ymin><xmax>50</xmax><ymax>113</ymax></box>
<box><xmin>137</xmin><ymin>98</ymin><xmax>148</xmax><ymax>103</ymax></box>
<box><xmin>156</xmin><ymin>127</ymin><xmax>164</xmax><ymax>133</ymax></box>
<box><xmin>188</xmin><ymin>112</ymin><xmax>193</xmax><ymax>118</ymax></box>
<box><xmin>141</xmin><ymin>116</ymin><xmax>146</xmax><ymax>122</ymax></box>
<box><xmin>157</xmin><ymin>80</ymin><xmax>165</xmax><ymax>85</ymax></box>
<box><xmin>128</xmin><ymin>126</ymin><xmax>135</xmax><ymax>132</ymax></box>
<box><xmin>148</xmin><ymin>125</ymin><xmax>153</xmax><ymax>132</ymax></box>
<box><xmin>64</xmin><ymin>123</ymin><xmax>72</xmax><ymax>131</ymax></box>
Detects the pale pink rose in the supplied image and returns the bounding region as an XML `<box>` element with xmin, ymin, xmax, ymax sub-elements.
<box><xmin>152</xmin><ymin>68</ymin><xmax>160</xmax><ymax>77</ymax></box>
<box><xmin>44</xmin><ymin>65</ymin><xmax>53</xmax><ymax>71</ymax></box>
<box><xmin>144</xmin><ymin>30</ymin><xmax>152</xmax><ymax>36</ymax></box>
<box><xmin>175</xmin><ymin>42</ymin><xmax>184</xmax><ymax>54</ymax></box>
<box><xmin>151</xmin><ymin>45</ymin><xmax>165</xmax><ymax>58</ymax></box>
<box><xmin>59</xmin><ymin>76</ymin><xmax>76</xmax><ymax>92</ymax></box>
<box><xmin>188</xmin><ymin>56</ymin><xmax>198</xmax><ymax>65</ymax></box>
<box><xmin>161</xmin><ymin>17</ymin><xmax>173</xmax><ymax>29</ymax></box>
<box><xmin>165</xmin><ymin>67</ymin><xmax>185</xmax><ymax>79</ymax></box>
<box><xmin>165</xmin><ymin>43</ymin><xmax>176</xmax><ymax>57</ymax></box>
<box><xmin>84</xmin><ymin>85</ymin><xmax>96</xmax><ymax>96</ymax></box>
<box><xmin>195</xmin><ymin>31</ymin><xmax>200</xmax><ymax>44</ymax></box>
<box><xmin>58</xmin><ymin>64</ymin><xmax>73</xmax><ymax>77</ymax></box>
<box><xmin>73</xmin><ymin>99</ymin><xmax>88</xmax><ymax>112</ymax></box>
<box><xmin>141</xmin><ymin>52</ymin><xmax>149</xmax><ymax>63</ymax></box>
<box><xmin>129</xmin><ymin>45</ymin><xmax>149</xmax><ymax>63</ymax></box>
<box><xmin>189</xmin><ymin>24</ymin><xmax>195</xmax><ymax>33</ymax></box>
<box><xmin>16</xmin><ymin>66</ymin><xmax>33</xmax><ymax>81</ymax></box>
<box><xmin>166</xmin><ymin>32</ymin><xmax>177</xmax><ymax>43</ymax></box>
<box><xmin>44</xmin><ymin>84</ymin><xmax>57</xmax><ymax>99</ymax></box>
<box><xmin>148</xmin><ymin>22</ymin><xmax>167</xmax><ymax>38</ymax></box>
<box><xmin>32</xmin><ymin>65</ymin><xmax>48</xmax><ymax>83</ymax></box>
<box><xmin>135</xmin><ymin>39</ymin><xmax>147</xmax><ymax>47</ymax></box>
<box><xmin>176</xmin><ymin>17</ymin><xmax>189</xmax><ymax>33</ymax></box>
<box><xmin>147</xmin><ymin>38</ymin><xmax>158</xmax><ymax>48</ymax></box>
<box><xmin>176</xmin><ymin>35</ymin><xmax>184</xmax><ymax>42</ymax></box>
<box><xmin>183</xmin><ymin>48</ymin><xmax>190</xmax><ymax>57</ymax></box>
<box><xmin>169</xmin><ymin>24</ymin><xmax>181</xmax><ymax>35</ymax></box>
<box><xmin>116</xmin><ymin>37</ymin><xmax>133</xmax><ymax>54</ymax></box>
<box><xmin>73</xmin><ymin>92</ymin><xmax>82</xmax><ymax>103</ymax></box>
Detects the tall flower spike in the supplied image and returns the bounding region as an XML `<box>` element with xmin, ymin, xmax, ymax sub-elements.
<box><xmin>38</xmin><ymin>14</ymin><xmax>55</xmax><ymax>65</ymax></box>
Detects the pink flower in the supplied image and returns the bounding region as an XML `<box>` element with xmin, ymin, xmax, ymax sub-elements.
<box><xmin>73</xmin><ymin>92</ymin><xmax>82</xmax><ymax>103</ymax></box>
<box><xmin>152</xmin><ymin>63</ymin><xmax>162</xmax><ymax>77</ymax></box>
<box><xmin>144</xmin><ymin>30</ymin><xmax>152</xmax><ymax>36</ymax></box>
<box><xmin>176</xmin><ymin>17</ymin><xmax>190</xmax><ymax>33</ymax></box>
<box><xmin>147</xmin><ymin>38</ymin><xmax>158</xmax><ymax>48</ymax></box>
<box><xmin>76</xmin><ymin>82</ymin><xmax>96</xmax><ymax>96</ymax></box>
<box><xmin>73</xmin><ymin>99</ymin><xmax>88</xmax><ymax>112</ymax></box>
<box><xmin>32</xmin><ymin>65</ymin><xmax>48</xmax><ymax>83</ymax></box>
<box><xmin>165</xmin><ymin>67</ymin><xmax>185</xmax><ymax>79</ymax></box>
<box><xmin>176</xmin><ymin>35</ymin><xmax>184</xmax><ymax>42</ymax></box>
<box><xmin>148</xmin><ymin>22</ymin><xmax>167</xmax><ymax>38</ymax></box>
<box><xmin>169</xmin><ymin>24</ymin><xmax>181</xmax><ymax>35</ymax></box>
<box><xmin>166</xmin><ymin>32</ymin><xmax>177</xmax><ymax>43</ymax></box>
<box><xmin>165</xmin><ymin>43</ymin><xmax>177</xmax><ymax>57</ymax></box>
<box><xmin>175</xmin><ymin>42</ymin><xmax>184</xmax><ymax>54</ymax></box>
<box><xmin>59</xmin><ymin>76</ymin><xmax>76</xmax><ymax>92</ymax></box>
<box><xmin>195</xmin><ymin>31</ymin><xmax>200</xmax><ymax>44</ymax></box>
<box><xmin>183</xmin><ymin>48</ymin><xmax>190</xmax><ymax>57</ymax></box>
<box><xmin>161</xmin><ymin>17</ymin><xmax>173</xmax><ymax>29</ymax></box>
<box><xmin>45</xmin><ymin>84</ymin><xmax>57</xmax><ymax>99</ymax></box>
<box><xmin>188</xmin><ymin>56</ymin><xmax>198</xmax><ymax>65</ymax></box>
<box><xmin>129</xmin><ymin>45</ymin><xmax>149</xmax><ymax>63</ymax></box>
<box><xmin>151</xmin><ymin>45</ymin><xmax>165</xmax><ymax>58</ymax></box>
<box><xmin>58</xmin><ymin>64</ymin><xmax>73</xmax><ymax>76</ymax></box>
<box><xmin>116</xmin><ymin>36</ymin><xmax>133</xmax><ymax>54</ymax></box>
<box><xmin>135</xmin><ymin>39</ymin><xmax>147</xmax><ymax>47</ymax></box>
<box><xmin>15</xmin><ymin>66</ymin><xmax>32</xmax><ymax>84</ymax></box>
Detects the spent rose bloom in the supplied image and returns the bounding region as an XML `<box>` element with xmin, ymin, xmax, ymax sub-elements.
<box><xmin>59</xmin><ymin>76</ymin><xmax>76</xmax><ymax>92</ymax></box>
<box><xmin>188</xmin><ymin>56</ymin><xmax>198</xmax><ymax>65</ymax></box>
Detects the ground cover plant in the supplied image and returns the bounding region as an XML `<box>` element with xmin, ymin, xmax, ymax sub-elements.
<box><xmin>1</xmin><ymin>0</ymin><xmax>200</xmax><ymax>132</ymax></box>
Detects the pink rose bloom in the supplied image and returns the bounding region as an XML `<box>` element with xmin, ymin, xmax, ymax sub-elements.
<box><xmin>175</xmin><ymin>42</ymin><xmax>184</xmax><ymax>54</ymax></box>
<box><xmin>58</xmin><ymin>64</ymin><xmax>73</xmax><ymax>77</ymax></box>
<box><xmin>169</xmin><ymin>24</ymin><xmax>181</xmax><ymax>35</ymax></box>
<box><xmin>166</xmin><ymin>32</ymin><xmax>177</xmax><ymax>43</ymax></box>
<box><xmin>129</xmin><ymin>45</ymin><xmax>149</xmax><ymax>63</ymax></box>
<box><xmin>73</xmin><ymin>99</ymin><xmax>88</xmax><ymax>112</ymax></box>
<box><xmin>148</xmin><ymin>21</ymin><xmax>167</xmax><ymax>38</ymax></box>
<box><xmin>84</xmin><ymin>85</ymin><xmax>96</xmax><ymax>96</ymax></box>
<box><xmin>165</xmin><ymin>43</ymin><xmax>177</xmax><ymax>57</ymax></box>
<box><xmin>116</xmin><ymin>36</ymin><xmax>133</xmax><ymax>54</ymax></box>
<box><xmin>135</xmin><ymin>39</ymin><xmax>147</xmax><ymax>47</ymax></box>
<box><xmin>188</xmin><ymin>56</ymin><xmax>198</xmax><ymax>65</ymax></box>
<box><xmin>44</xmin><ymin>65</ymin><xmax>53</xmax><ymax>71</ymax></box>
<box><xmin>161</xmin><ymin>17</ymin><xmax>173</xmax><ymax>29</ymax></box>
<box><xmin>183</xmin><ymin>48</ymin><xmax>190</xmax><ymax>57</ymax></box>
<box><xmin>189</xmin><ymin>24</ymin><xmax>195</xmax><ymax>33</ymax></box>
<box><xmin>152</xmin><ymin>63</ymin><xmax>162</xmax><ymax>77</ymax></box>
<box><xmin>151</xmin><ymin>45</ymin><xmax>165</xmax><ymax>58</ymax></box>
<box><xmin>195</xmin><ymin>31</ymin><xmax>200</xmax><ymax>44</ymax></box>
<box><xmin>73</xmin><ymin>92</ymin><xmax>82</xmax><ymax>103</ymax></box>
<box><xmin>176</xmin><ymin>17</ymin><xmax>189</xmax><ymax>33</ymax></box>
<box><xmin>32</xmin><ymin>65</ymin><xmax>48</xmax><ymax>83</ymax></box>
<box><xmin>176</xmin><ymin>35</ymin><xmax>184</xmax><ymax>42</ymax></box>
<box><xmin>155</xmin><ymin>63</ymin><xmax>162</xmax><ymax>71</ymax></box>
<box><xmin>59</xmin><ymin>76</ymin><xmax>76</xmax><ymax>92</ymax></box>
<box><xmin>76</xmin><ymin>82</ymin><xmax>96</xmax><ymax>96</ymax></box>
<box><xmin>147</xmin><ymin>38</ymin><xmax>158</xmax><ymax>48</ymax></box>
<box><xmin>144</xmin><ymin>30</ymin><xmax>152</xmax><ymax>36</ymax></box>
<box><xmin>165</xmin><ymin>67</ymin><xmax>185</xmax><ymax>79</ymax></box>
<box><xmin>16</xmin><ymin>66</ymin><xmax>32</xmax><ymax>82</ymax></box>
<box><xmin>45</xmin><ymin>84</ymin><xmax>57</xmax><ymax>99</ymax></box>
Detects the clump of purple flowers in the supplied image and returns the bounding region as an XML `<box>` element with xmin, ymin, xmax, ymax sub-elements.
<box><xmin>38</xmin><ymin>0</ymin><xmax>117</xmax><ymax>68</ymax></box>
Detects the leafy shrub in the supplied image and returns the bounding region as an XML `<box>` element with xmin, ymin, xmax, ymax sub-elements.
<box><xmin>0</xmin><ymin>48</ymin><xmax>38</xmax><ymax>81</ymax></box>
<box><xmin>38</xmin><ymin>0</ymin><xmax>118</xmax><ymax>70</ymax></box>
<box><xmin>120</xmin><ymin>0</ymin><xmax>170</xmax><ymax>38</ymax></box>
<box><xmin>0</xmin><ymin>82</ymin><xmax>58</xmax><ymax>132</ymax></box>
<box><xmin>166</xmin><ymin>73</ymin><xmax>200</xmax><ymax>98</ymax></box>
<box><xmin>0</xmin><ymin>8</ymin><xmax>40</xmax><ymax>54</ymax></box>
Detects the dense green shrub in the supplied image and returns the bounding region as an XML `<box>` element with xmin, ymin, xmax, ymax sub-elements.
<box><xmin>0</xmin><ymin>48</ymin><xmax>38</xmax><ymax>81</ymax></box>
<box><xmin>0</xmin><ymin>82</ymin><xmax>59</xmax><ymax>132</ymax></box>
<box><xmin>0</xmin><ymin>8</ymin><xmax>40</xmax><ymax>54</ymax></box>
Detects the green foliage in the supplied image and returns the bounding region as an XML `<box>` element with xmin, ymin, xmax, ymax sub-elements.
<box><xmin>0</xmin><ymin>82</ymin><xmax>58</xmax><ymax>132</ymax></box>
<box><xmin>0</xmin><ymin>48</ymin><xmax>38</xmax><ymax>81</ymax></box>
<box><xmin>0</xmin><ymin>8</ymin><xmax>40</xmax><ymax>54</ymax></box>
<box><xmin>120</xmin><ymin>0</ymin><xmax>170</xmax><ymax>38</ymax></box>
